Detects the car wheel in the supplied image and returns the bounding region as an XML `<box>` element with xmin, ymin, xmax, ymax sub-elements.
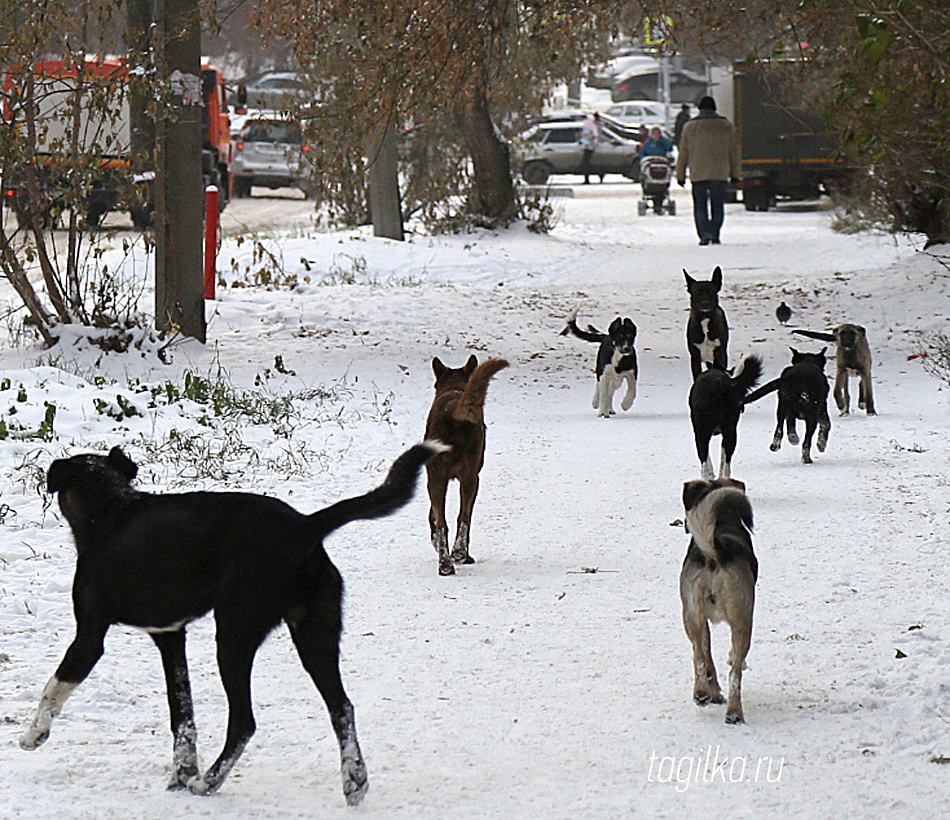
<box><xmin>522</xmin><ymin>161</ymin><xmax>551</xmax><ymax>186</ymax></box>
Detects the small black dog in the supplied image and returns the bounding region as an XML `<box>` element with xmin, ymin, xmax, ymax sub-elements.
<box><xmin>685</xmin><ymin>267</ymin><xmax>729</xmax><ymax>380</ymax></box>
<box><xmin>20</xmin><ymin>443</ymin><xmax>441</xmax><ymax>805</ymax></box>
<box><xmin>745</xmin><ymin>347</ymin><xmax>832</xmax><ymax>463</ymax></box>
<box><xmin>689</xmin><ymin>354</ymin><xmax>762</xmax><ymax>481</ymax></box>
<box><xmin>680</xmin><ymin>479</ymin><xmax>758</xmax><ymax>724</ymax></box>
<box><xmin>561</xmin><ymin>308</ymin><xmax>638</xmax><ymax>417</ymax></box>
<box><xmin>793</xmin><ymin>324</ymin><xmax>876</xmax><ymax>415</ymax></box>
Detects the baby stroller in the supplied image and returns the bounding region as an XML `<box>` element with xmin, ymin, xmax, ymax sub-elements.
<box><xmin>637</xmin><ymin>154</ymin><xmax>676</xmax><ymax>215</ymax></box>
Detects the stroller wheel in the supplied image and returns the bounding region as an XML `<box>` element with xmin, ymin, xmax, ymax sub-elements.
<box><xmin>668</xmin><ymin>199</ymin><xmax>676</xmax><ymax>216</ymax></box>
<box><xmin>637</xmin><ymin>200</ymin><xmax>648</xmax><ymax>216</ymax></box>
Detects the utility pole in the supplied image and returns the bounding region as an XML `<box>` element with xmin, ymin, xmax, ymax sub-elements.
<box><xmin>153</xmin><ymin>0</ymin><xmax>206</xmax><ymax>342</ymax></box>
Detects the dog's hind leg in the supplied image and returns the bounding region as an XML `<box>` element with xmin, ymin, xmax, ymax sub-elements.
<box><xmin>151</xmin><ymin>630</ymin><xmax>199</xmax><ymax>790</ymax></box>
<box><xmin>719</xmin><ymin>425</ymin><xmax>738</xmax><ymax>480</ymax></box>
<box><xmin>726</xmin><ymin>620</ymin><xmax>753</xmax><ymax>724</ymax></box>
<box><xmin>800</xmin><ymin>414</ymin><xmax>818</xmax><ymax>463</ymax></box>
<box><xmin>451</xmin><ymin>473</ymin><xmax>479</xmax><ymax>565</ymax></box>
<box><xmin>21</xmin><ymin>618</ymin><xmax>108</xmax><ymax>751</ymax></box>
<box><xmin>683</xmin><ymin>613</ymin><xmax>723</xmax><ymax>706</ymax></box>
<box><xmin>427</xmin><ymin>474</ymin><xmax>453</xmax><ymax>575</ymax></box>
<box><xmin>188</xmin><ymin>612</ymin><xmax>271</xmax><ymax>795</ymax></box>
<box><xmin>286</xmin><ymin>573</ymin><xmax>368</xmax><ymax>807</ymax></box>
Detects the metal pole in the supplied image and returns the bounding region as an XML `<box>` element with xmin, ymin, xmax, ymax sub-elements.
<box><xmin>204</xmin><ymin>185</ymin><xmax>218</xmax><ymax>299</ymax></box>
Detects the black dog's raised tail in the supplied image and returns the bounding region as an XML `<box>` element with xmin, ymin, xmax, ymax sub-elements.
<box><xmin>733</xmin><ymin>355</ymin><xmax>762</xmax><ymax>395</ymax></box>
<box><xmin>743</xmin><ymin>378</ymin><xmax>781</xmax><ymax>405</ymax></box>
<box><xmin>309</xmin><ymin>441</ymin><xmax>447</xmax><ymax>538</ymax></box>
<box><xmin>792</xmin><ymin>329</ymin><xmax>836</xmax><ymax>342</ymax></box>
<box><xmin>560</xmin><ymin>308</ymin><xmax>605</xmax><ymax>342</ymax></box>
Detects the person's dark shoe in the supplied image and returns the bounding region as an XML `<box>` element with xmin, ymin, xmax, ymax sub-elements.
<box><xmin>699</xmin><ymin>236</ymin><xmax>711</xmax><ymax>246</ymax></box>
<box><xmin>711</xmin><ymin>237</ymin><xmax>721</xmax><ymax>244</ymax></box>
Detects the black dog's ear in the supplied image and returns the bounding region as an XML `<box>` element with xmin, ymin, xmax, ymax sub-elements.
<box><xmin>608</xmin><ymin>317</ymin><xmax>623</xmax><ymax>334</ymax></box>
<box><xmin>682</xmin><ymin>479</ymin><xmax>712</xmax><ymax>514</ymax></box>
<box><xmin>711</xmin><ymin>266</ymin><xmax>723</xmax><ymax>290</ymax></box>
<box><xmin>683</xmin><ymin>269</ymin><xmax>695</xmax><ymax>288</ymax></box>
<box><xmin>108</xmin><ymin>447</ymin><xmax>138</xmax><ymax>480</ymax></box>
<box><xmin>623</xmin><ymin>318</ymin><xmax>637</xmax><ymax>336</ymax></box>
<box><xmin>46</xmin><ymin>459</ymin><xmax>73</xmax><ymax>495</ymax></box>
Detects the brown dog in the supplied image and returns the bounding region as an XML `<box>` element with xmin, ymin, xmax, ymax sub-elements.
<box><xmin>793</xmin><ymin>325</ymin><xmax>875</xmax><ymax>415</ymax></box>
<box><xmin>680</xmin><ymin>479</ymin><xmax>757</xmax><ymax>724</ymax></box>
<box><xmin>424</xmin><ymin>355</ymin><xmax>508</xmax><ymax>576</ymax></box>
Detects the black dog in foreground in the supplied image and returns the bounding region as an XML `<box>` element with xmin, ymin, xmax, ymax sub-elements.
<box><xmin>685</xmin><ymin>267</ymin><xmax>729</xmax><ymax>380</ymax></box>
<box><xmin>561</xmin><ymin>308</ymin><xmax>638</xmax><ymax>417</ymax></box>
<box><xmin>680</xmin><ymin>479</ymin><xmax>758</xmax><ymax>724</ymax></box>
<box><xmin>20</xmin><ymin>442</ymin><xmax>442</xmax><ymax>805</ymax></box>
<box><xmin>689</xmin><ymin>354</ymin><xmax>762</xmax><ymax>481</ymax></box>
<box><xmin>745</xmin><ymin>348</ymin><xmax>831</xmax><ymax>463</ymax></box>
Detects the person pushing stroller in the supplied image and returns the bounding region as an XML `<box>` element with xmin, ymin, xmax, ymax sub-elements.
<box><xmin>638</xmin><ymin>127</ymin><xmax>676</xmax><ymax>215</ymax></box>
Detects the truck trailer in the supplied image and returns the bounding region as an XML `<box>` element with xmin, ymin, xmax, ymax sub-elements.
<box><xmin>734</xmin><ymin>63</ymin><xmax>852</xmax><ymax>211</ymax></box>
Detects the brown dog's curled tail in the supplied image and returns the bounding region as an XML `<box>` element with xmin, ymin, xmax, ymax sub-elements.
<box><xmin>309</xmin><ymin>441</ymin><xmax>447</xmax><ymax>539</ymax></box>
<box><xmin>452</xmin><ymin>358</ymin><xmax>509</xmax><ymax>424</ymax></box>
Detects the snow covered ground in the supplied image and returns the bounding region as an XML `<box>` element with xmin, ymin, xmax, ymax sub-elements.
<box><xmin>1</xmin><ymin>181</ymin><xmax>948</xmax><ymax>819</ymax></box>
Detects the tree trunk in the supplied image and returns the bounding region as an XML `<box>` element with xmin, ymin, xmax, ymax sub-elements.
<box><xmin>455</xmin><ymin>78</ymin><xmax>517</xmax><ymax>223</ymax></box>
<box><xmin>154</xmin><ymin>0</ymin><xmax>206</xmax><ymax>343</ymax></box>
<box><xmin>367</xmin><ymin>122</ymin><xmax>404</xmax><ymax>241</ymax></box>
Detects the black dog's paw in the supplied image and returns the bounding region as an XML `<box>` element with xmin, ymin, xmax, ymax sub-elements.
<box><xmin>167</xmin><ymin>765</ymin><xmax>200</xmax><ymax>791</ymax></box>
<box><xmin>438</xmin><ymin>562</ymin><xmax>456</xmax><ymax>576</ymax></box>
<box><xmin>342</xmin><ymin>758</ymin><xmax>368</xmax><ymax>806</ymax></box>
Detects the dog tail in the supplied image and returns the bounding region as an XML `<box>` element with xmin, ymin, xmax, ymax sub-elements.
<box><xmin>309</xmin><ymin>441</ymin><xmax>447</xmax><ymax>538</ymax></box>
<box><xmin>560</xmin><ymin>308</ymin><xmax>605</xmax><ymax>342</ymax></box>
<box><xmin>732</xmin><ymin>354</ymin><xmax>762</xmax><ymax>396</ymax></box>
<box><xmin>452</xmin><ymin>358</ymin><xmax>509</xmax><ymax>423</ymax></box>
<box><xmin>792</xmin><ymin>329</ymin><xmax>836</xmax><ymax>342</ymax></box>
<box><xmin>743</xmin><ymin>378</ymin><xmax>780</xmax><ymax>405</ymax></box>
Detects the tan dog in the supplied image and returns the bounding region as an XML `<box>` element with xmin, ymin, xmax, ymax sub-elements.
<box><xmin>680</xmin><ymin>479</ymin><xmax>757</xmax><ymax>724</ymax></box>
<box><xmin>793</xmin><ymin>324</ymin><xmax>876</xmax><ymax>415</ymax></box>
<box><xmin>424</xmin><ymin>355</ymin><xmax>508</xmax><ymax>576</ymax></box>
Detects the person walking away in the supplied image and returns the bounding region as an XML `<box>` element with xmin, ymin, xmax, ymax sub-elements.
<box><xmin>673</xmin><ymin>103</ymin><xmax>691</xmax><ymax>146</ymax></box>
<box><xmin>675</xmin><ymin>96</ymin><xmax>740</xmax><ymax>245</ymax></box>
<box><xmin>580</xmin><ymin>112</ymin><xmax>604</xmax><ymax>184</ymax></box>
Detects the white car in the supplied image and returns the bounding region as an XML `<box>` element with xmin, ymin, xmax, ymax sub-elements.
<box><xmin>518</xmin><ymin>122</ymin><xmax>641</xmax><ymax>185</ymax></box>
<box><xmin>605</xmin><ymin>100</ymin><xmax>668</xmax><ymax>128</ymax></box>
<box><xmin>232</xmin><ymin>114</ymin><xmax>311</xmax><ymax>197</ymax></box>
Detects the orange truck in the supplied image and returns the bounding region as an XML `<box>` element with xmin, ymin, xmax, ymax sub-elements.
<box><xmin>2</xmin><ymin>57</ymin><xmax>233</xmax><ymax>229</ymax></box>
